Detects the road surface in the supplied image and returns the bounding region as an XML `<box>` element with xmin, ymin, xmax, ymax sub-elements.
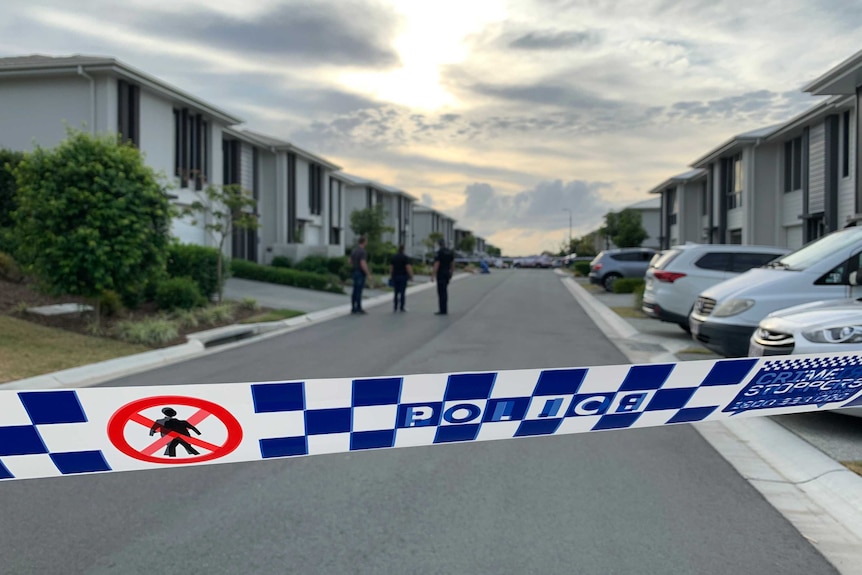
<box><xmin>0</xmin><ymin>270</ymin><xmax>837</xmax><ymax>574</ymax></box>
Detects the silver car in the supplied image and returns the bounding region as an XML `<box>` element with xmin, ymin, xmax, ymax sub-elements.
<box><xmin>588</xmin><ymin>248</ymin><xmax>656</xmax><ymax>291</ymax></box>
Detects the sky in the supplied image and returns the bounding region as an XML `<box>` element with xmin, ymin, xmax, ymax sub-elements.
<box><xmin>2</xmin><ymin>0</ymin><xmax>862</xmax><ymax>255</ymax></box>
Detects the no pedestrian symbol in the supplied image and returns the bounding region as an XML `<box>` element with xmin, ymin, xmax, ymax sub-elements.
<box><xmin>107</xmin><ymin>395</ymin><xmax>243</xmax><ymax>465</ymax></box>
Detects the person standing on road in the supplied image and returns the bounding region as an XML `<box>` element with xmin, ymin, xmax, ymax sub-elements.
<box><xmin>351</xmin><ymin>236</ymin><xmax>370</xmax><ymax>314</ymax></box>
<box><xmin>431</xmin><ymin>238</ymin><xmax>455</xmax><ymax>315</ymax></box>
<box><xmin>389</xmin><ymin>244</ymin><xmax>413</xmax><ymax>312</ymax></box>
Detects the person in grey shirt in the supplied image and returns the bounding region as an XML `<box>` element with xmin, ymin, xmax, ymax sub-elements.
<box><xmin>350</xmin><ymin>236</ymin><xmax>370</xmax><ymax>314</ymax></box>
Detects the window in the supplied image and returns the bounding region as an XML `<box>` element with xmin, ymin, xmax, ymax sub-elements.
<box><xmin>173</xmin><ymin>108</ymin><xmax>209</xmax><ymax>190</ymax></box>
<box><xmin>724</xmin><ymin>154</ymin><xmax>743</xmax><ymax>209</ymax></box>
<box><xmin>843</xmin><ymin>110</ymin><xmax>851</xmax><ymax>178</ymax></box>
<box><xmin>729</xmin><ymin>229</ymin><xmax>742</xmax><ymax>244</ymax></box>
<box><xmin>806</xmin><ymin>215</ymin><xmax>826</xmax><ymax>242</ymax></box>
<box><xmin>117</xmin><ymin>80</ymin><xmax>139</xmax><ymax>146</ymax></box>
<box><xmin>366</xmin><ymin>187</ymin><xmax>373</xmax><ymax>208</ymax></box>
<box><xmin>729</xmin><ymin>252</ymin><xmax>780</xmax><ymax>273</ymax></box>
<box><xmin>783</xmin><ymin>136</ymin><xmax>803</xmax><ymax>192</ymax></box>
<box><xmin>287</xmin><ymin>153</ymin><xmax>297</xmax><ymax>243</ymax></box>
<box><xmin>309</xmin><ymin>164</ymin><xmax>322</xmax><ymax>215</ymax></box>
<box><xmin>694</xmin><ymin>252</ymin><xmax>731</xmax><ymax>271</ymax></box>
<box><xmin>816</xmin><ymin>252</ymin><xmax>862</xmax><ymax>285</ymax></box>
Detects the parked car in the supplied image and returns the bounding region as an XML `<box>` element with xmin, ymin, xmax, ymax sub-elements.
<box><xmin>748</xmin><ymin>289</ymin><xmax>862</xmax><ymax>418</ymax></box>
<box><xmin>589</xmin><ymin>247</ymin><xmax>656</xmax><ymax>291</ymax></box>
<box><xmin>642</xmin><ymin>244</ymin><xmax>789</xmax><ymax>332</ymax></box>
<box><xmin>689</xmin><ymin>226</ymin><xmax>862</xmax><ymax>357</ymax></box>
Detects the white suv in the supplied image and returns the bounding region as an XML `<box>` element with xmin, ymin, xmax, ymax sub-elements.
<box><xmin>642</xmin><ymin>243</ymin><xmax>789</xmax><ymax>332</ymax></box>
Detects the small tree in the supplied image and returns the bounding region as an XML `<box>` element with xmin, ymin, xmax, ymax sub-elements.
<box><xmin>486</xmin><ymin>244</ymin><xmax>502</xmax><ymax>257</ymax></box>
<box><xmin>457</xmin><ymin>233</ymin><xmax>476</xmax><ymax>254</ymax></box>
<box><xmin>13</xmin><ymin>129</ymin><xmax>171</xmax><ymax>306</ymax></box>
<box><xmin>184</xmin><ymin>183</ymin><xmax>259</xmax><ymax>302</ymax></box>
<box><xmin>349</xmin><ymin>204</ymin><xmax>394</xmax><ymax>264</ymax></box>
<box><xmin>422</xmin><ymin>231</ymin><xmax>444</xmax><ymax>262</ymax></box>
<box><xmin>0</xmin><ymin>149</ymin><xmax>24</xmax><ymax>229</ymax></box>
<box><xmin>601</xmin><ymin>208</ymin><xmax>648</xmax><ymax>248</ymax></box>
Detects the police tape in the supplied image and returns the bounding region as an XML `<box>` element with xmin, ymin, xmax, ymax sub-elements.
<box><xmin>2</xmin><ymin>351</ymin><xmax>862</xmax><ymax>481</ymax></box>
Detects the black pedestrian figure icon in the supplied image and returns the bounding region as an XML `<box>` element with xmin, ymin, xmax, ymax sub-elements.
<box><xmin>149</xmin><ymin>407</ymin><xmax>202</xmax><ymax>457</ymax></box>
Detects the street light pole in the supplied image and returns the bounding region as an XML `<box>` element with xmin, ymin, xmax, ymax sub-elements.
<box><xmin>563</xmin><ymin>208</ymin><xmax>572</xmax><ymax>251</ymax></box>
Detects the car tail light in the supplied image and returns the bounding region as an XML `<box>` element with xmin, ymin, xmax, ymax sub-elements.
<box><xmin>653</xmin><ymin>270</ymin><xmax>686</xmax><ymax>283</ymax></box>
<box><xmin>592</xmin><ymin>263</ymin><xmax>603</xmax><ymax>271</ymax></box>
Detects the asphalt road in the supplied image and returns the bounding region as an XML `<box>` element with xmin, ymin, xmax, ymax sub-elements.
<box><xmin>0</xmin><ymin>270</ymin><xmax>838</xmax><ymax>574</ymax></box>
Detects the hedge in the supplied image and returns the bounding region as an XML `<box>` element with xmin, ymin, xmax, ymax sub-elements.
<box><xmin>612</xmin><ymin>278</ymin><xmax>645</xmax><ymax>294</ymax></box>
<box><xmin>232</xmin><ymin>259</ymin><xmax>344</xmax><ymax>294</ymax></box>
<box><xmin>166</xmin><ymin>243</ymin><xmax>221</xmax><ymax>299</ymax></box>
<box><xmin>573</xmin><ymin>261</ymin><xmax>591</xmax><ymax>277</ymax></box>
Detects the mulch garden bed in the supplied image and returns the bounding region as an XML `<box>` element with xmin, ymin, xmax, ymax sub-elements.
<box><xmin>0</xmin><ymin>278</ymin><xmax>270</xmax><ymax>349</ymax></box>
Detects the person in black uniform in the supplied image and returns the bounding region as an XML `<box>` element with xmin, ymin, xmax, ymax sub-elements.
<box><xmin>149</xmin><ymin>407</ymin><xmax>202</xmax><ymax>457</ymax></box>
<box><xmin>431</xmin><ymin>238</ymin><xmax>455</xmax><ymax>315</ymax></box>
<box><xmin>389</xmin><ymin>244</ymin><xmax>413</xmax><ymax>312</ymax></box>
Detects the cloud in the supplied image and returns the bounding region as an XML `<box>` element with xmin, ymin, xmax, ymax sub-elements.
<box><xmin>455</xmin><ymin>180</ymin><xmax>618</xmax><ymax>240</ymax></box>
<box><xmin>508</xmin><ymin>29</ymin><xmax>599</xmax><ymax>50</ymax></box>
<box><xmin>144</xmin><ymin>1</ymin><xmax>402</xmax><ymax>67</ymax></box>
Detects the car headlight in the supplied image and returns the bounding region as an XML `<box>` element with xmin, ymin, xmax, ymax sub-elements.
<box><xmin>802</xmin><ymin>325</ymin><xmax>862</xmax><ymax>344</ymax></box>
<box><xmin>712</xmin><ymin>299</ymin><xmax>755</xmax><ymax>317</ymax></box>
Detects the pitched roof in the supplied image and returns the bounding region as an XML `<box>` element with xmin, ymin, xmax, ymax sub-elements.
<box><xmin>803</xmin><ymin>48</ymin><xmax>862</xmax><ymax>95</ymax></box>
<box><xmin>237</xmin><ymin>129</ymin><xmax>340</xmax><ymax>170</ymax></box>
<box><xmin>690</xmin><ymin>124</ymin><xmax>783</xmax><ymax>167</ymax></box>
<box><xmin>765</xmin><ymin>95</ymin><xmax>852</xmax><ymax>141</ymax></box>
<box><xmin>647</xmin><ymin>168</ymin><xmax>706</xmax><ymax>195</ymax></box>
<box><xmin>0</xmin><ymin>54</ymin><xmax>243</xmax><ymax>125</ymax></box>
<box><xmin>627</xmin><ymin>197</ymin><xmax>661</xmax><ymax>210</ymax></box>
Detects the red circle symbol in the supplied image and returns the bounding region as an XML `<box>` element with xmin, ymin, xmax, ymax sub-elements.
<box><xmin>107</xmin><ymin>395</ymin><xmax>243</xmax><ymax>464</ymax></box>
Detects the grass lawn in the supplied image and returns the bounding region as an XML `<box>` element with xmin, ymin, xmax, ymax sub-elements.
<box><xmin>239</xmin><ymin>309</ymin><xmax>305</xmax><ymax>323</ymax></box>
<box><xmin>610</xmin><ymin>306</ymin><xmax>649</xmax><ymax>319</ymax></box>
<box><xmin>843</xmin><ymin>461</ymin><xmax>862</xmax><ymax>477</ymax></box>
<box><xmin>0</xmin><ymin>316</ymin><xmax>148</xmax><ymax>383</ymax></box>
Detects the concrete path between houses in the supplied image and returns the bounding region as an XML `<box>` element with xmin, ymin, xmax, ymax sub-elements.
<box><xmin>556</xmin><ymin>269</ymin><xmax>862</xmax><ymax>574</ymax></box>
<box><xmin>2</xmin><ymin>274</ymin><xmax>466</xmax><ymax>391</ymax></box>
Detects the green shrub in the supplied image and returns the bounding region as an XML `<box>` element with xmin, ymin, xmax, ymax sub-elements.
<box><xmin>166</xmin><ymin>243</ymin><xmax>221</xmax><ymax>299</ymax></box>
<box><xmin>172</xmin><ymin>309</ymin><xmax>200</xmax><ymax>329</ymax></box>
<box><xmin>114</xmin><ymin>317</ymin><xmax>179</xmax><ymax>346</ymax></box>
<box><xmin>0</xmin><ymin>251</ymin><xmax>22</xmax><ymax>282</ymax></box>
<box><xmin>271</xmin><ymin>256</ymin><xmax>292</xmax><ymax>268</ymax></box>
<box><xmin>371</xmin><ymin>263</ymin><xmax>388</xmax><ymax>275</ymax></box>
<box><xmin>295</xmin><ymin>255</ymin><xmax>329</xmax><ymax>273</ymax></box>
<box><xmin>238</xmin><ymin>297</ymin><xmax>259</xmax><ymax>311</ymax></box>
<box><xmin>0</xmin><ymin>149</ymin><xmax>24</xmax><ymax>229</ymax></box>
<box><xmin>98</xmin><ymin>289</ymin><xmax>123</xmax><ymax>317</ymax></box>
<box><xmin>612</xmin><ymin>278</ymin><xmax>645</xmax><ymax>294</ymax></box>
<box><xmin>326</xmin><ymin>256</ymin><xmax>351</xmax><ymax>280</ymax></box>
<box><xmin>573</xmin><ymin>261</ymin><xmax>591</xmax><ymax>277</ymax></box>
<box><xmin>231</xmin><ymin>259</ymin><xmax>343</xmax><ymax>293</ymax></box>
<box><xmin>210</xmin><ymin>303</ymin><xmax>236</xmax><ymax>324</ymax></box>
<box><xmin>155</xmin><ymin>277</ymin><xmax>206</xmax><ymax>311</ymax></box>
<box><xmin>13</xmin><ymin>129</ymin><xmax>171</xmax><ymax>306</ymax></box>
<box><xmin>633</xmin><ymin>283</ymin><xmax>646</xmax><ymax>310</ymax></box>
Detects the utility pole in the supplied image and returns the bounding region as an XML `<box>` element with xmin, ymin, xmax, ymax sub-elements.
<box><xmin>563</xmin><ymin>208</ymin><xmax>572</xmax><ymax>252</ymax></box>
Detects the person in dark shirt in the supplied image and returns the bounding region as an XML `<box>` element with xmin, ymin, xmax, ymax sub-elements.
<box><xmin>389</xmin><ymin>244</ymin><xmax>414</xmax><ymax>312</ymax></box>
<box><xmin>432</xmin><ymin>238</ymin><xmax>455</xmax><ymax>315</ymax></box>
<box><xmin>350</xmin><ymin>236</ymin><xmax>370</xmax><ymax>314</ymax></box>
<box><xmin>149</xmin><ymin>407</ymin><xmax>202</xmax><ymax>457</ymax></box>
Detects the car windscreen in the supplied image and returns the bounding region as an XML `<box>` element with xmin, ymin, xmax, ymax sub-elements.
<box><xmin>650</xmin><ymin>249</ymin><xmax>681</xmax><ymax>269</ymax></box>
<box><xmin>772</xmin><ymin>228</ymin><xmax>862</xmax><ymax>271</ymax></box>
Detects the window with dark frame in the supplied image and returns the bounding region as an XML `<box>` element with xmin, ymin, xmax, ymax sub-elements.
<box><xmin>724</xmin><ymin>154</ymin><xmax>743</xmax><ymax>209</ymax></box>
<box><xmin>309</xmin><ymin>164</ymin><xmax>323</xmax><ymax>215</ymax></box>
<box><xmin>173</xmin><ymin>108</ymin><xmax>209</xmax><ymax>190</ymax></box>
<box><xmin>783</xmin><ymin>136</ymin><xmax>803</xmax><ymax>192</ymax></box>
<box><xmin>843</xmin><ymin>110</ymin><xmax>850</xmax><ymax>178</ymax></box>
<box><xmin>117</xmin><ymin>80</ymin><xmax>140</xmax><ymax>147</ymax></box>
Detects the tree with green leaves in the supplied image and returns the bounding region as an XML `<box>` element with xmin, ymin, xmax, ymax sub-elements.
<box><xmin>184</xmin><ymin>183</ymin><xmax>259</xmax><ymax>302</ymax></box>
<box><xmin>457</xmin><ymin>233</ymin><xmax>476</xmax><ymax>254</ymax></box>
<box><xmin>601</xmin><ymin>208</ymin><xmax>648</xmax><ymax>248</ymax></box>
<box><xmin>486</xmin><ymin>244</ymin><xmax>501</xmax><ymax>257</ymax></box>
<box><xmin>349</xmin><ymin>204</ymin><xmax>394</xmax><ymax>264</ymax></box>
<box><xmin>13</xmin><ymin>129</ymin><xmax>171</xmax><ymax>306</ymax></box>
<box><xmin>422</xmin><ymin>231</ymin><xmax>444</xmax><ymax>261</ymax></box>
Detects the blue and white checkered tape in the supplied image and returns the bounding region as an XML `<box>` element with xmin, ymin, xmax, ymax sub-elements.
<box><xmin>2</xmin><ymin>352</ymin><xmax>862</xmax><ymax>481</ymax></box>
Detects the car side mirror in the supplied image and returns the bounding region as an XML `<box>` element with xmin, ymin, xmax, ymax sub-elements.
<box><xmin>850</xmin><ymin>271</ymin><xmax>859</xmax><ymax>286</ymax></box>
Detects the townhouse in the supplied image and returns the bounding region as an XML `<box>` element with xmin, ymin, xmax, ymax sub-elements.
<box><xmin>412</xmin><ymin>204</ymin><xmax>456</xmax><ymax>259</ymax></box>
<box><xmin>0</xmin><ymin>54</ymin><xmax>344</xmax><ymax>263</ymax></box>
<box><xmin>340</xmin><ymin>173</ymin><xmax>416</xmax><ymax>252</ymax></box>
<box><xmin>648</xmin><ymin>48</ymin><xmax>862</xmax><ymax>252</ymax></box>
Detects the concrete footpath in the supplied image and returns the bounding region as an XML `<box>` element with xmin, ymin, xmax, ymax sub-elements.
<box><xmin>2</xmin><ymin>274</ymin><xmax>466</xmax><ymax>391</ymax></box>
<box><xmin>558</xmin><ymin>270</ymin><xmax>862</xmax><ymax>573</ymax></box>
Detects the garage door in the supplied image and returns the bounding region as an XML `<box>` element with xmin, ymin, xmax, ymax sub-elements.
<box><xmin>785</xmin><ymin>225</ymin><xmax>803</xmax><ymax>250</ymax></box>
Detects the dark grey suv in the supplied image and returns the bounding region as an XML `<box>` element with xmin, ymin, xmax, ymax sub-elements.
<box><xmin>589</xmin><ymin>248</ymin><xmax>656</xmax><ymax>291</ymax></box>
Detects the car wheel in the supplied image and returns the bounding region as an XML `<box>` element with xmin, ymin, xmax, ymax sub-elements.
<box><xmin>602</xmin><ymin>273</ymin><xmax>621</xmax><ymax>292</ymax></box>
